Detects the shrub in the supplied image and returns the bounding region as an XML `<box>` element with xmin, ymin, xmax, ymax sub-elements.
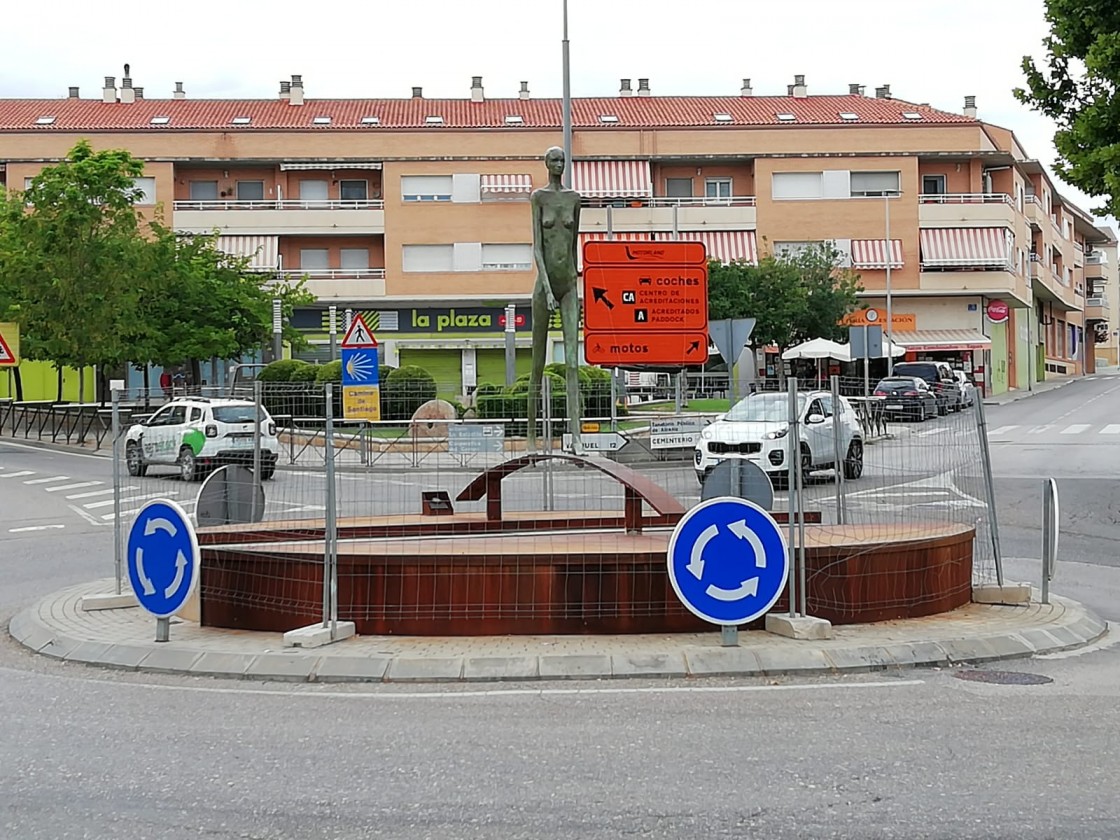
<box><xmin>315</xmin><ymin>360</ymin><xmax>342</xmax><ymax>383</ymax></box>
<box><xmin>287</xmin><ymin>362</ymin><xmax>320</xmax><ymax>383</ymax></box>
<box><xmin>382</xmin><ymin>365</ymin><xmax>437</xmax><ymax>421</ymax></box>
<box><xmin>257</xmin><ymin>359</ymin><xmax>309</xmax><ymax>383</ymax></box>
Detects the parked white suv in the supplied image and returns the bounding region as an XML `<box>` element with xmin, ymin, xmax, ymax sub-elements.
<box><xmin>124</xmin><ymin>398</ymin><xmax>279</xmax><ymax>481</ymax></box>
<box><xmin>694</xmin><ymin>390</ymin><xmax>864</xmax><ymax>484</ymax></box>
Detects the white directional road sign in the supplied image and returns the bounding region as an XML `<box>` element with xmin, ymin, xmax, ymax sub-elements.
<box><xmin>563</xmin><ymin>432</ymin><xmax>626</xmax><ymax>452</ymax></box>
<box><xmin>127</xmin><ymin>499</ymin><xmax>200</xmax><ymax>618</ymax></box>
<box><xmin>667</xmin><ymin>496</ymin><xmax>789</xmax><ymax>625</ymax></box>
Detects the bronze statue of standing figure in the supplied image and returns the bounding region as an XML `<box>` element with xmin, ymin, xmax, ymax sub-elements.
<box><xmin>528</xmin><ymin>146</ymin><xmax>582</xmax><ymax>453</ymax></box>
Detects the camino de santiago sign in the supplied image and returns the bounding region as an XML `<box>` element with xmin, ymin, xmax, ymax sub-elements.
<box><xmin>341</xmin><ymin>313</ymin><xmax>381</xmax><ymax>421</ymax></box>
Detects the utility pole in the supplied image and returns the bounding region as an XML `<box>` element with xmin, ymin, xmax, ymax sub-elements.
<box><xmin>561</xmin><ymin>0</ymin><xmax>572</xmax><ymax>187</ymax></box>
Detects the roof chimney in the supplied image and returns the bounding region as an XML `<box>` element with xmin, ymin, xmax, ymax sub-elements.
<box><xmin>289</xmin><ymin>74</ymin><xmax>304</xmax><ymax>106</ymax></box>
<box><xmin>279</xmin><ymin>80</ymin><xmax>291</xmax><ymax>101</ymax></box>
<box><xmin>102</xmin><ymin>76</ymin><xmax>117</xmax><ymax>104</ymax></box>
<box><xmin>875</xmin><ymin>84</ymin><xmax>891</xmax><ymax>99</ymax></box>
<box><xmin>637</xmin><ymin>78</ymin><xmax>650</xmax><ymax>97</ymax></box>
<box><xmin>792</xmin><ymin>74</ymin><xmax>807</xmax><ymax>98</ymax></box>
<box><xmin>619</xmin><ymin>78</ymin><xmax>633</xmax><ymax>97</ymax></box>
<box><xmin>470</xmin><ymin>76</ymin><xmax>484</xmax><ymax>103</ymax></box>
<box><xmin>68</xmin><ymin>86</ymin><xmax>79</xmax><ymax>99</ymax></box>
<box><xmin>412</xmin><ymin>86</ymin><xmax>423</xmax><ymax>98</ymax></box>
<box><xmin>787</xmin><ymin>85</ymin><xmax>795</xmax><ymax>96</ymax></box>
<box><xmin>519</xmin><ymin>80</ymin><xmax>530</xmax><ymax>100</ymax></box>
<box><xmin>173</xmin><ymin>81</ymin><xmax>185</xmax><ymax>100</ymax></box>
<box><xmin>963</xmin><ymin>95</ymin><xmax>978</xmax><ymax>118</ymax></box>
<box><xmin>134</xmin><ymin>87</ymin><xmax>144</xmax><ymax>100</ymax></box>
<box><xmin>849</xmin><ymin>83</ymin><xmax>863</xmax><ymax>95</ymax></box>
<box><xmin>120</xmin><ymin>73</ymin><xmax>135</xmax><ymax>104</ymax></box>
<box><xmin>740</xmin><ymin>78</ymin><xmax>753</xmax><ymax>97</ymax></box>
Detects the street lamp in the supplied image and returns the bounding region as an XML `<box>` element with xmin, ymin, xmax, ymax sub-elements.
<box><xmin>885</xmin><ymin>190</ymin><xmax>897</xmax><ymax>375</ymax></box>
<box><xmin>561</xmin><ymin>0</ymin><xmax>572</xmax><ymax>188</ymax></box>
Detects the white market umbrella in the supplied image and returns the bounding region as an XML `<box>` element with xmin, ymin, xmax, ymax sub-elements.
<box><xmin>782</xmin><ymin>338</ymin><xmax>852</xmax><ymax>362</ymax></box>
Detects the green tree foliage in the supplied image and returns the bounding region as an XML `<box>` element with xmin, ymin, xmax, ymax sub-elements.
<box><xmin>1015</xmin><ymin>1</ymin><xmax>1120</xmax><ymax>217</ymax></box>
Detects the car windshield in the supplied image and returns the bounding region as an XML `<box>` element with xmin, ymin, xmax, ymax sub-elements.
<box><xmin>212</xmin><ymin>405</ymin><xmax>267</xmax><ymax>423</ymax></box>
<box><xmin>877</xmin><ymin>378</ymin><xmax>917</xmax><ymax>390</ymax></box>
<box><xmin>724</xmin><ymin>393</ymin><xmax>806</xmax><ymax>422</ymax></box>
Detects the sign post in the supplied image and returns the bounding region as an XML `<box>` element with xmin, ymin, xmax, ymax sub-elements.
<box><xmin>127</xmin><ymin>499</ymin><xmax>200</xmax><ymax>642</ymax></box>
<box><xmin>341</xmin><ymin>313</ymin><xmax>381</xmax><ymax>422</ymax></box>
<box><xmin>708</xmin><ymin>318</ymin><xmax>756</xmax><ymax>405</ymax></box>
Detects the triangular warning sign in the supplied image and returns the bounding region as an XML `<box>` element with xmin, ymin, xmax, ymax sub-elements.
<box><xmin>0</xmin><ymin>328</ymin><xmax>16</xmax><ymax>366</ymax></box>
<box><xmin>341</xmin><ymin>313</ymin><xmax>378</xmax><ymax>348</ymax></box>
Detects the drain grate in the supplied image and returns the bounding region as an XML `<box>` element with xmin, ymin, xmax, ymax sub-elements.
<box><xmin>953</xmin><ymin>670</ymin><xmax>1053</xmax><ymax>686</ymax></box>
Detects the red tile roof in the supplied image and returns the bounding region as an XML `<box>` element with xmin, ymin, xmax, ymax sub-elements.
<box><xmin>0</xmin><ymin>95</ymin><xmax>974</xmax><ymax>132</ymax></box>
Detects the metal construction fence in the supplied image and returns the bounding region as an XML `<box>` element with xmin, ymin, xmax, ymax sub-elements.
<box><xmin>84</xmin><ymin>373</ymin><xmax>1003</xmax><ymax>635</ymax></box>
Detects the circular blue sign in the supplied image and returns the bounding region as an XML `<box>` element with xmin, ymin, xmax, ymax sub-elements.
<box><xmin>126</xmin><ymin>499</ymin><xmax>200</xmax><ymax>618</ymax></box>
<box><xmin>667</xmin><ymin>496</ymin><xmax>789</xmax><ymax>625</ymax></box>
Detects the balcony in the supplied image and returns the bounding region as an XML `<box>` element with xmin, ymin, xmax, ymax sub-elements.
<box><xmin>173</xmin><ymin>199</ymin><xmax>385</xmax><ymax>236</ymax></box>
<box><xmin>1086</xmin><ymin>295</ymin><xmax>1110</xmax><ymax>322</ymax></box>
<box><xmin>918</xmin><ymin>193</ymin><xmax>1016</xmax><ymax>228</ymax></box>
<box><xmin>918</xmin><ymin>267</ymin><xmax>1031</xmax><ymax>307</ymax></box>
<box><xmin>580</xmin><ymin>196</ymin><xmax>756</xmax><ymax>234</ymax></box>
<box><xmin>1032</xmin><ymin>265</ymin><xmax>1082</xmax><ymax>311</ymax></box>
<box><xmin>287</xmin><ymin>268</ymin><xmax>387</xmax><ymax>302</ymax></box>
<box><xmin>1023</xmin><ymin>194</ymin><xmax>1046</xmax><ymax>230</ymax></box>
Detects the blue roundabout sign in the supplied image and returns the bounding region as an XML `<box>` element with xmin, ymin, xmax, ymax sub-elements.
<box><xmin>126</xmin><ymin>499</ymin><xmax>200</xmax><ymax>618</ymax></box>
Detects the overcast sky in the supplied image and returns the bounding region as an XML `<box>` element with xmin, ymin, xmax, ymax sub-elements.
<box><xmin>3</xmin><ymin>0</ymin><xmax>1112</xmax><ymax>227</ymax></box>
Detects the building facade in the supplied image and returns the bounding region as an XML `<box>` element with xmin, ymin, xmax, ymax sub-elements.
<box><xmin>0</xmin><ymin>71</ymin><xmax>1113</xmax><ymax>396</ymax></box>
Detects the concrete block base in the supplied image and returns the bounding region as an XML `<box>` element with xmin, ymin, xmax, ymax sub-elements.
<box><xmin>765</xmin><ymin>614</ymin><xmax>834</xmax><ymax>640</ymax></box>
<box><xmin>79</xmin><ymin>593</ymin><xmax>138</xmax><ymax>611</ymax></box>
<box><xmin>283</xmin><ymin>622</ymin><xmax>356</xmax><ymax>649</ymax></box>
<box><xmin>973</xmin><ymin>583</ymin><xmax>1032</xmax><ymax>605</ymax></box>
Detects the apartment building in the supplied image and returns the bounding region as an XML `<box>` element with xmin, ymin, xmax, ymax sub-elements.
<box><xmin>0</xmin><ymin>71</ymin><xmax>1114</xmax><ymax>396</ymax></box>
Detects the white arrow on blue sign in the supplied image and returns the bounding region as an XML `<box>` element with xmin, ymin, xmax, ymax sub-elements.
<box><xmin>667</xmin><ymin>496</ymin><xmax>789</xmax><ymax>626</ymax></box>
<box><xmin>127</xmin><ymin>499</ymin><xmax>200</xmax><ymax>618</ymax></box>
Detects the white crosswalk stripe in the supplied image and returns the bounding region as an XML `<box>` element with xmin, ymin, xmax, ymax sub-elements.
<box><xmin>1060</xmin><ymin>424</ymin><xmax>1091</xmax><ymax>435</ymax></box>
<box><xmin>84</xmin><ymin>491</ymin><xmax>172</xmax><ymax>510</ymax></box>
<box><xmin>66</xmin><ymin>488</ymin><xmax>114</xmax><ymax>500</ymax></box>
<box><xmin>988</xmin><ymin>425</ymin><xmax>1019</xmax><ymax>436</ymax></box>
<box><xmin>0</xmin><ymin>471</ymin><xmax>35</xmax><ymax>479</ymax></box>
<box><xmin>45</xmin><ymin>481</ymin><xmax>102</xmax><ymax>492</ymax></box>
<box><xmin>1028</xmin><ymin>425</ymin><xmax>1053</xmax><ymax>434</ymax></box>
<box><xmin>24</xmin><ymin>476</ymin><xmax>70</xmax><ymax>485</ymax></box>
<box><xmin>1102</xmin><ymin>425</ymin><xmax>1120</xmax><ymax>435</ymax></box>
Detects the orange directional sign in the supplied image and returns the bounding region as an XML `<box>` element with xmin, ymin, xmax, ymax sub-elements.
<box><xmin>582</xmin><ymin>240</ymin><xmax>709</xmax><ymax>366</ymax></box>
<box><xmin>584</xmin><ymin>332</ymin><xmax>709</xmax><ymax>366</ymax></box>
<box><xmin>584</xmin><ymin>266</ymin><xmax>707</xmax><ymax>332</ymax></box>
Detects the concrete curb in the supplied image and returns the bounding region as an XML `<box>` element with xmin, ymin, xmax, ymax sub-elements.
<box><xmin>983</xmin><ymin>378</ymin><xmax>1075</xmax><ymax>407</ymax></box>
<box><xmin>8</xmin><ymin>586</ymin><xmax>1108</xmax><ymax>684</ymax></box>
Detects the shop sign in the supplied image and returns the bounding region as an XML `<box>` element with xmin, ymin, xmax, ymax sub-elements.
<box><xmin>296</xmin><ymin>306</ymin><xmax>539</xmax><ymax>334</ymax></box>
<box><xmin>841</xmin><ymin>309</ymin><xmax>916</xmax><ymax>330</ymax></box>
<box><xmin>986</xmin><ymin>300</ymin><xmax>1010</xmax><ymax>324</ymax></box>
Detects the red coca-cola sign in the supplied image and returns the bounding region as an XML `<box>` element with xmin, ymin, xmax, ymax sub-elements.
<box><xmin>986</xmin><ymin>300</ymin><xmax>1010</xmax><ymax>323</ymax></box>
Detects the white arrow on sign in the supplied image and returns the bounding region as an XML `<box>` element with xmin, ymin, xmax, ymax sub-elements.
<box><xmin>686</xmin><ymin>518</ymin><xmax>769</xmax><ymax>601</ymax></box>
<box><xmin>135</xmin><ymin>547</ymin><xmax>156</xmax><ymax>596</ymax></box>
<box><xmin>687</xmin><ymin>524</ymin><xmax>719</xmax><ymax>580</ymax></box>
<box><xmin>706</xmin><ymin>577</ymin><xmax>759</xmax><ymax>601</ymax></box>
<box><xmin>728</xmin><ymin>519</ymin><xmax>767</xmax><ymax>569</ymax></box>
<box><xmin>164</xmin><ymin>550</ymin><xmax>188</xmax><ymax>598</ymax></box>
<box><xmin>145</xmin><ymin>517</ymin><xmax>177</xmax><ymax>538</ymax></box>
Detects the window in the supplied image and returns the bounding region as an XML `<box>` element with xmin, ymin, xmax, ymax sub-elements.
<box><xmin>599</xmin><ymin>114</ymin><xmax>619</xmax><ymax>123</ymax></box>
<box><xmin>850</xmin><ymin>171</ymin><xmax>900</xmax><ymax>197</ymax></box>
<box><xmin>35</xmin><ymin>116</ymin><xmax>55</xmax><ymax>125</ymax></box>
<box><xmin>504</xmin><ymin>115</ymin><xmax>524</xmax><ymax>125</ymax></box>
<box><xmin>402</xmin><ymin>244</ymin><xmax>454</xmax><ymax>272</ymax></box>
<box><xmin>839</xmin><ymin>112</ymin><xmax>859</xmax><ymax>121</ymax></box>
<box><xmin>773</xmin><ymin>241</ymin><xmax>819</xmax><ymax>259</ymax></box>
<box><xmin>299</xmin><ymin>180</ymin><xmax>329</xmax><ymax>202</ymax></box>
<box><xmin>189</xmin><ymin>180</ymin><xmax>218</xmax><ymax>201</ymax></box>
<box><xmin>776</xmin><ymin>113</ymin><xmax>796</xmax><ymax>122</ymax></box>
<box><xmin>922</xmin><ymin>174</ymin><xmax>947</xmax><ymax>195</ymax></box>
<box><xmin>231</xmin><ymin>116</ymin><xmax>251</xmax><ymax>125</ymax></box>
<box><xmin>150</xmin><ymin>116</ymin><xmax>170</xmax><ymax>125</ymax></box>
<box><xmin>312</xmin><ymin>116</ymin><xmax>331</xmax><ymax>125</ymax></box>
<box><xmin>713</xmin><ymin>113</ymin><xmax>733</xmax><ymax>123</ymax></box>
<box><xmin>361</xmin><ymin>116</ymin><xmax>380</xmax><ymax>126</ymax></box>
<box><xmin>665</xmin><ymin>178</ymin><xmax>693</xmax><ymax>199</ymax></box>
<box><xmin>188</xmin><ymin>407</ymin><xmax>203</xmax><ymax>423</ymax></box>
<box><xmin>151</xmin><ymin>406</ymin><xmax>187</xmax><ymax>427</ymax></box>
<box><xmin>705</xmin><ymin>178</ymin><xmax>732</xmax><ymax>202</ymax></box>
<box><xmin>424</xmin><ymin>115</ymin><xmax>444</xmax><ymax>125</ymax></box>
<box><xmin>902</xmin><ymin>112</ymin><xmax>922</xmax><ymax>120</ymax></box>
<box><xmin>339</xmin><ymin>180</ymin><xmax>368</xmax><ymax>201</ymax></box>
<box><xmin>299</xmin><ymin>249</ymin><xmax>329</xmax><ymax>270</ymax></box>
<box><xmin>236</xmin><ymin>180</ymin><xmax>265</xmax><ymax>201</ymax></box>
<box><xmin>772</xmin><ymin>172</ymin><xmax>823</xmax><ymax>200</ymax></box>
<box><xmin>401</xmin><ymin>175</ymin><xmax>453</xmax><ymax>201</ymax></box>
<box><xmin>340</xmin><ymin>248</ymin><xmax>370</xmax><ymax>269</ymax></box>
<box><xmin>132</xmin><ymin>177</ymin><xmax>156</xmax><ymax>204</ymax></box>
<box><xmin>481</xmin><ymin>243</ymin><xmax>532</xmax><ymax>271</ymax></box>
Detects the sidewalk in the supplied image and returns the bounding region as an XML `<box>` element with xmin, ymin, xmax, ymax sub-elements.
<box><xmin>9</xmin><ymin>578</ymin><xmax>1107</xmax><ymax>683</ymax></box>
<box><xmin>983</xmin><ymin>368</ymin><xmax>1118</xmax><ymax>407</ymax></box>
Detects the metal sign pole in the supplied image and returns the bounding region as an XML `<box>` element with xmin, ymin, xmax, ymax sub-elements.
<box><xmin>322</xmin><ymin>382</ymin><xmax>336</xmax><ymax>630</ymax></box>
<box><xmin>111</xmin><ymin>387</ymin><xmax>122</xmax><ymax>594</ymax></box>
<box><xmin>328</xmin><ymin>305</ymin><xmax>338</xmax><ymax>362</ymax></box>
<box><xmin>830</xmin><ymin>374</ymin><xmax>845</xmax><ymax>525</ymax></box>
<box><xmin>610</xmin><ymin>369</ymin><xmax>618</xmax><ymax>432</ymax></box>
<box><xmin>271</xmin><ymin>299</ymin><xmax>283</xmax><ymax>362</ymax></box>
<box><xmin>974</xmin><ymin>394</ymin><xmax>1005</xmax><ymax>585</ymax></box>
<box><xmin>674</xmin><ymin>371</ymin><xmax>683</xmax><ymax>415</ymax></box>
<box><xmin>155</xmin><ymin>616</ymin><xmax>170</xmax><ymax>643</ymax></box>
<box><xmin>252</xmin><ymin>380</ymin><xmax>263</xmax><ymax>523</ymax></box>
<box><xmin>504</xmin><ymin>303</ymin><xmax>517</xmax><ymax>387</ymax></box>
<box><xmin>543</xmin><ymin>374</ymin><xmax>554</xmax><ymax>511</ymax></box>
<box><xmin>1041</xmin><ymin>480</ymin><xmax>1052</xmax><ymax>605</ymax></box>
<box><xmin>786</xmin><ymin>376</ymin><xmax>799</xmax><ymax>618</ymax></box>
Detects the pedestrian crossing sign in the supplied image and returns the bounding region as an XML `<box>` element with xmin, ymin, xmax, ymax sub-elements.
<box><xmin>0</xmin><ymin>322</ymin><xmax>19</xmax><ymax>366</ymax></box>
<box><xmin>341</xmin><ymin>313</ymin><xmax>378</xmax><ymax>348</ymax></box>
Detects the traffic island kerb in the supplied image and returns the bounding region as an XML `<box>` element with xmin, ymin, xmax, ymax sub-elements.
<box><xmin>972</xmin><ymin>582</ymin><xmax>1032</xmax><ymax>605</ymax></box>
<box><xmin>765</xmin><ymin>614</ymin><xmax>834</xmax><ymax>640</ymax></box>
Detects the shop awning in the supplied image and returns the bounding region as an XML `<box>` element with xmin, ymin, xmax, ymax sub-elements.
<box><xmin>920</xmin><ymin>228</ymin><xmax>1011</xmax><ymax>267</ymax></box>
<box><xmin>572</xmin><ymin>160</ymin><xmax>652</xmax><ymax>198</ymax></box>
<box><xmin>279</xmin><ymin>161</ymin><xmax>382</xmax><ymax>170</ymax></box>
<box><xmin>851</xmin><ymin>239</ymin><xmax>903</xmax><ymax>269</ymax></box>
<box><xmin>480</xmin><ymin>174</ymin><xmax>533</xmax><ymax>195</ymax></box>
<box><xmin>214</xmin><ymin>235</ymin><xmax>278</xmax><ymax>270</ymax></box>
<box><xmin>682</xmin><ymin>230</ymin><xmax>758</xmax><ymax>265</ymax></box>
<box><xmin>892</xmin><ymin>329</ymin><xmax>993</xmax><ymax>352</ymax></box>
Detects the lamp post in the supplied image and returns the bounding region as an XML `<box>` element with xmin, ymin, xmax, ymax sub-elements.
<box><xmin>561</xmin><ymin>0</ymin><xmax>572</xmax><ymax>188</ymax></box>
<box><xmin>885</xmin><ymin>190</ymin><xmax>895</xmax><ymax>375</ymax></box>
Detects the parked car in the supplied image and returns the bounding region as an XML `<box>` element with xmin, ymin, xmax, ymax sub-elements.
<box><xmin>124</xmin><ymin>397</ymin><xmax>279</xmax><ymax>481</ymax></box>
<box><xmin>694</xmin><ymin>390</ymin><xmax>864</xmax><ymax>484</ymax></box>
<box><xmin>952</xmin><ymin>369</ymin><xmax>976</xmax><ymax>407</ymax></box>
<box><xmin>873</xmin><ymin>376</ymin><xmax>938</xmax><ymax>421</ymax></box>
<box><xmin>890</xmin><ymin>361</ymin><xmax>963</xmax><ymax>415</ymax></box>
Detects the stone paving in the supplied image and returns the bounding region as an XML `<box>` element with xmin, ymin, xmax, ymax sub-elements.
<box><xmin>8</xmin><ymin>578</ymin><xmax>1108</xmax><ymax>684</ymax></box>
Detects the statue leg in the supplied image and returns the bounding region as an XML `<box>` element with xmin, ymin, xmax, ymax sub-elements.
<box><xmin>527</xmin><ymin>290</ymin><xmax>549</xmax><ymax>451</ymax></box>
<box><xmin>561</xmin><ymin>289</ymin><xmax>582</xmax><ymax>455</ymax></box>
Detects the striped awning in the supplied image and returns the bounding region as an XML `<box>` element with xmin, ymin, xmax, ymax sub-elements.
<box><xmin>572</xmin><ymin>160</ymin><xmax>652</xmax><ymax>198</ymax></box>
<box><xmin>851</xmin><ymin>239</ymin><xmax>903</xmax><ymax>269</ymax></box>
<box><xmin>892</xmin><ymin>329</ymin><xmax>992</xmax><ymax>351</ymax></box>
<box><xmin>920</xmin><ymin>228</ymin><xmax>1011</xmax><ymax>267</ymax></box>
<box><xmin>681</xmin><ymin>230</ymin><xmax>758</xmax><ymax>265</ymax></box>
<box><xmin>480</xmin><ymin>174</ymin><xmax>533</xmax><ymax>194</ymax></box>
<box><xmin>214</xmin><ymin>235</ymin><xmax>278</xmax><ymax>271</ymax></box>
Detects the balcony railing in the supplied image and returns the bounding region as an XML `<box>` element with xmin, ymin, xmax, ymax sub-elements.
<box><xmin>918</xmin><ymin>193</ymin><xmax>1013</xmax><ymax>205</ymax></box>
<box><xmin>172</xmin><ymin>199</ymin><xmax>385</xmax><ymax>211</ymax></box>
<box><xmin>1087</xmin><ymin>296</ymin><xmax>1109</xmax><ymax>307</ymax></box>
<box><xmin>1087</xmin><ymin>251</ymin><xmax>1108</xmax><ymax>265</ymax></box>
<box><xmin>580</xmin><ymin>195</ymin><xmax>756</xmax><ymax>208</ymax></box>
<box><xmin>289</xmin><ymin>268</ymin><xmax>386</xmax><ymax>279</ymax></box>
<box><xmin>1024</xmin><ymin>194</ymin><xmax>1043</xmax><ymax>207</ymax></box>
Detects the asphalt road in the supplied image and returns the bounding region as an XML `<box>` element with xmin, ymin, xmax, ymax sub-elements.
<box><xmin>2</xmin><ymin>373</ymin><xmax>1120</xmax><ymax>838</ymax></box>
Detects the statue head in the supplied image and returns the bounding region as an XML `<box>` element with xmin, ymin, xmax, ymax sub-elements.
<box><xmin>544</xmin><ymin>146</ymin><xmax>566</xmax><ymax>177</ymax></box>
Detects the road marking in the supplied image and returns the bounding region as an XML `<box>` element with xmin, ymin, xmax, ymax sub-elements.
<box><xmin>1036</xmin><ymin>624</ymin><xmax>1118</xmax><ymax>659</ymax></box>
<box><xmin>84</xmin><ymin>491</ymin><xmax>174</xmax><ymax>510</ymax></box>
<box><xmin>66</xmin><ymin>488</ymin><xmax>115</xmax><ymax>500</ymax></box>
<box><xmin>67</xmin><ymin>504</ymin><xmax>105</xmax><ymax>527</ymax></box>
<box><xmin>988</xmin><ymin>425</ymin><xmax>1019</xmax><ymax>436</ymax></box>
<box><xmin>9</xmin><ymin>524</ymin><xmax>66</xmax><ymax>533</ymax></box>
<box><xmin>23</xmin><ymin>476</ymin><xmax>70</xmax><ymax>485</ymax></box>
<box><xmin>1101</xmin><ymin>425</ymin><xmax>1120</xmax><ymax>435</ymax></box>
<box><xmin>45</xmin><ymin>481</ymin><xmax>102</xmax><ymax>492</ymax></box>
<box><xmin>916</xmin><ymin>428</ymin><xmax>947</xmax><ymax>437</ymax></box>
<box><xmin>0</xmin><ymin>440</ymin><xmax>108</xmax><ymax>460</ymax></box>
<box><xmin>1060</xmin><ymin>424</ymin><xmax>1091</xmax><ymax>435</ymax></box>
<box><xmin>0</xmin><ymin>471</ymin><xmax>35</xmax><ymax>479</ymax></box>
<box><xmin>1027</xmin><ymin>425</ymin><xmax>1053</xmax><ymax>435</ymax></box>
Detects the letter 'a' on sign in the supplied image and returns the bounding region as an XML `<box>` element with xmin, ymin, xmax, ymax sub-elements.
<box><xmin>341</xmin><ymin>312</ymin><xmax>378</xmax><ymax>348</ymax></box>
<box><xmin>0</xmin><ymin>322</ymin><xmax>19</xmax><ymax>366</ymax></box>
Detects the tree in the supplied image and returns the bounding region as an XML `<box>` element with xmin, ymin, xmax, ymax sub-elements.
<box><xmin>1015</xmin><ymin>2</ymin><xmax>1120</xmax><ymax>217</ymax></box>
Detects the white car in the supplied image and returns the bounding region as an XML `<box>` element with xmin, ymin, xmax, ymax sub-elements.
<box><xmin>694</xmin><ymin>390</ymin><xmax>864</xmax><ymax>484</ymax></box>
<box><xmin>124</xmin><ymin>398</ymin><xmax>280</xmax><ymax>481</ymax></box>
<box><xmin>952</xmin><ymin>369</ymin><xmax>976</xmax><ymax>407</ymax></box>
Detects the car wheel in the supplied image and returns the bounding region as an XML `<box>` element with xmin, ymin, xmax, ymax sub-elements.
<box><xmin>937</xmin><ymin>401</ymin><xmax>948</xmax><ymax>417</ymax></box>
<box><xmin>843</xmin><ymin>439</ymin><xmax>864</xmax><ymax>480</ymax></box>
<box><xmin>126</xmin><ymin>442</ymin><xmax>147</xmax><ymax>477</ymax></box>
<box><xmin>178</xmin><ymin>447</ymin><xmax>201</xmax><ymax>482</ymax></box>
<box><xmin>260</xmin><ymin>463</ymin><xmax>276</xmax><ymax>481</ymax></box>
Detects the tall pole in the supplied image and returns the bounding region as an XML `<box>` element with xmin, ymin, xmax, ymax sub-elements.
<box><xmin>328</xmin><ymin>305</ymin><xmax>338</xmax><ymax>362</ymax></box>
<box><xmin>885</xmin><ymin>192</ymin><xmax>894</xmax><ymax>375</ymax></box>
<box><xmin>272</xmin><ymin>298</ymin><xmax>283</xmax><ymax>363</ymax></box>
<box><xmin>561</xmin><ymin>0</ymin><xmax>573</xmax><ymax>188</ymax></box>
<box><xmin>504</xmin><ymin>303</ymin><xmax>517</xmax><ymax>387</ymax></box>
